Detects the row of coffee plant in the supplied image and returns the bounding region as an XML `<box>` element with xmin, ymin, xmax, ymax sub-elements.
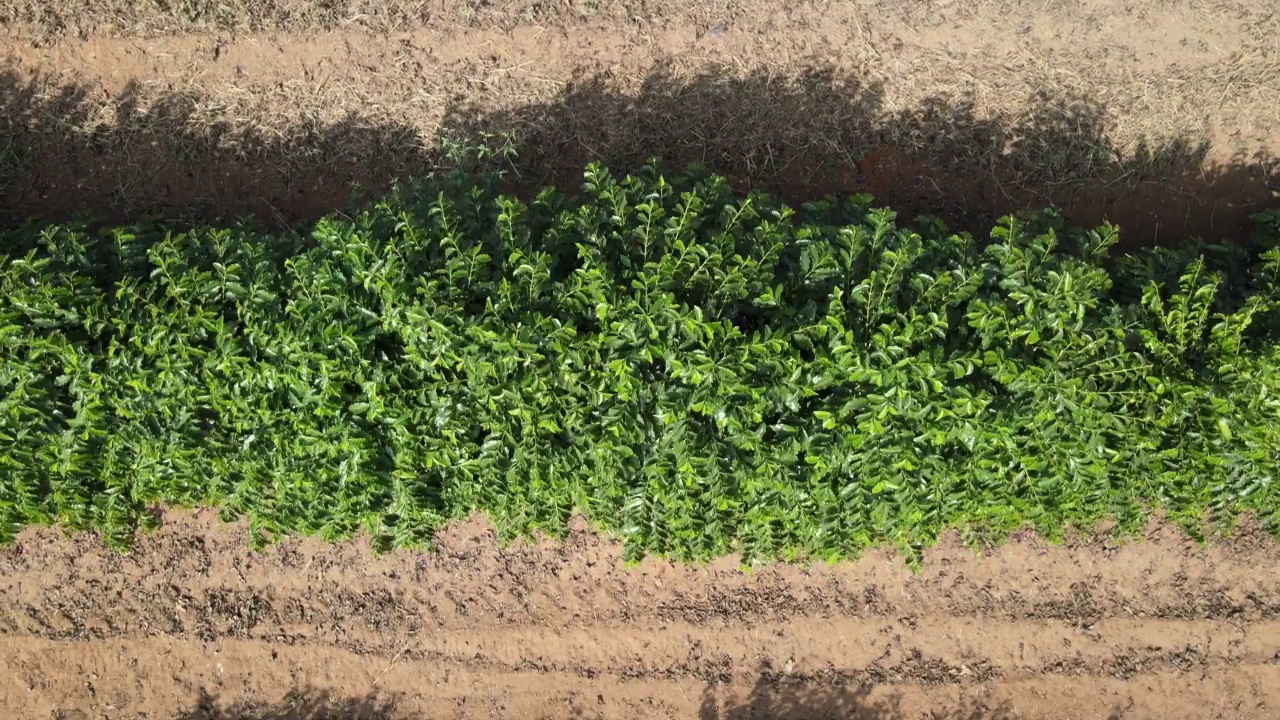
<box><xmin>3</xmin><ymin>161</ymin><xmax>1279</xmax><ymax>560</ymax></box>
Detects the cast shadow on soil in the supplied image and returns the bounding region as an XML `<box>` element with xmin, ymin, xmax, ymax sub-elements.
<box><xmin>174</xmin><ymin>687</ymin><xmax>403</xmax><ymax>720</ymax></box>
<box><xmin>691</xmin><ymin>662</ymin><xmax>1024</xmax><ymax>720</ymax></box>
<box><xmin>3</xmin><ymin>65</ymin><xmax>1276</xmax><ymax>248</ymax></box>
<box><xmin>175</xmin><ymin>671</ymin><xmax>1034</xmax><ymax>720</ymax></box>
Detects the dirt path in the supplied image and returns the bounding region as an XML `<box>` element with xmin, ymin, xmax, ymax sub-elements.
<box><xmin>3</xmin><ymin>512</ymin><xmax>1280</xmax><ymax>719</ymax></box>
<box><xmin>3</xmin><ymin>0</ymin><xmax>1278</xmax><ymax>243</ymax></box>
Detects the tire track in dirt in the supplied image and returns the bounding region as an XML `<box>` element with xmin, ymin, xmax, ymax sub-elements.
<box><xmin>3</xmin><ymin>511</ymin><xmax>1280</xmax><ymax>718</ymax></box>
<box><xmin>10</xmin><ymin>604</ymin><xmax>1280</xmax><ymax>683</ymax></box>
<box><xmin>5</xmin><ymin>636</ymin><xmax>1280</xmax><ymax>719</ymax></box>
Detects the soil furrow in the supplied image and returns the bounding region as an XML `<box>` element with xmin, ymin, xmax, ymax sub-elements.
<box><xmin>5</xmin><ymin>514</ymin><xmax>1280</xmax><ymax>631</ymax></box>
<box><xmin>4</xmin><ymin>513</ymin><xmax>1280</xmax><ymax>717</ymax></box>
<box><xmin>6</xmin><ymin>604</ymin><xmax>1280</xmax><ymax>683</ymax></box>
<box><xmin>5</xmin><ymin>636</ymin><xmax>1280</xmax><ymax>719</ymax></box>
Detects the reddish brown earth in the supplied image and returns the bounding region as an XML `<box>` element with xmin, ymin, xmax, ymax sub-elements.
<box><xmin>3</xmin><ymin>511</ymin><xmax>1280</xmax><ymax>719</ymax></box>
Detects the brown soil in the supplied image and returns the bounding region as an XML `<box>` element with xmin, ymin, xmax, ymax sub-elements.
<box><xmin>3</xmin><ymin>511</ymin><xmax>1280</xmax><ymax>719</ymax></box>
<box><xmin>2</xmin><ymin>0</ymin><xmax>1278</xmax><ymax>245</ymax></box>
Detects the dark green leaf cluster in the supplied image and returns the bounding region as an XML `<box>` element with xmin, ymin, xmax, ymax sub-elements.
<box><xmin>3</xmin><ymin>164</ymin><xmax>1279</xmax><ymax>561</ymax></box>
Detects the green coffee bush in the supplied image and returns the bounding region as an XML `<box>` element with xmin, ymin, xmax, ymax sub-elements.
<box><xmin>2</xmin><ymin>162</ymin><xmax>1278</xmax><ymax>561</ymax></box>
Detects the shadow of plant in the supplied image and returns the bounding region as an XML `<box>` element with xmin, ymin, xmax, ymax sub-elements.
<box><xmin>442</xmin><ymin>67</ymin><xmax>1276</xmax><ymax>252</ymax></box>
<box><xmin>174</xmin><ymin>687</ymin><xmax>403</xmax><ymax>720</ymax></box>
<box><xmin>689</xmin><ymin>659</ymin><xmax>1024</xmax><ymax>720</ymax></box>
<box><xmin>175</xmin><ymin>663</ymin><xmax>1070</xmax><ymax>720</ymax></box>
<box><xmin>3</xmin><ymin>64</ymin><xmax>1274</xmax><ymax>247</ymax></box>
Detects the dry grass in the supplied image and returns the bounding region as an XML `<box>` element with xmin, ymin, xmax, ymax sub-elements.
<box><xmin>1</xmin><ymin>0</ymin><xmax>1277</xmax><ymax>244</ymax></box>
<box><xmin>0</xmin><ymin>0</ymin><xmax>658</xmax><ymax>35</ymax></box>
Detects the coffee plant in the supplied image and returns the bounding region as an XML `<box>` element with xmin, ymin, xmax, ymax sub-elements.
<box><xmin>2</xmin><ymin>161</ymin><xmax>1279</xmax><ymax>561</ymax></box>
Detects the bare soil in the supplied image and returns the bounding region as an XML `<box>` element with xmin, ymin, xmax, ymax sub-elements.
<box><xmin>3</xmin><ymin>511</ymin><xmax>1280</xmax><ymax>719</ymax></box>
<box><xmin>2</xmin><ymin>0</ymin><xmax>1278</xmax><ymax>245</ymax></box>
